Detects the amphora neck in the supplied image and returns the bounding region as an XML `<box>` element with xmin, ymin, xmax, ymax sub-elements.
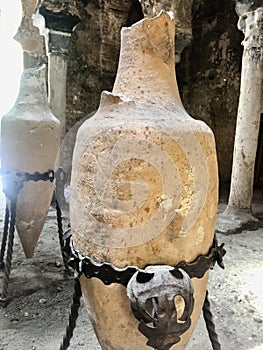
<box><xmin>112</xmin><ymin>11</ymin><xmax>183</xmax><ymax>109</ymax></box>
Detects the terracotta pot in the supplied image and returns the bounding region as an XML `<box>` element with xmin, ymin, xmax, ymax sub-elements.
<box><xmin>1</xmin><ymin>65</ymin><xmax>61</xmax><ymax>258</ymax></box>
<box><xmin>70</xmin><ymin>11</ymin><xmax>218</xmax><ymax>350</ymax></box>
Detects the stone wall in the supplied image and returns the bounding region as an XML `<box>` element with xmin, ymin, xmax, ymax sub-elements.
<box><xmin>177</xmin><ymin>0</ymin><xmax>243</xmax><ymax>183</ymax></box>
<box><xmin>65</xmin><ymin>0</ymin><xmax>143</xmax><ymax>127</ymax></box>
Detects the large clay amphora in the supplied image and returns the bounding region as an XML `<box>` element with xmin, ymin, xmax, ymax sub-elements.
<box><xmin>1</xmin><ymin>65</ymin><xmax>61</xmax><ymax>258</ymax></box>
<box><xmin>70</xmin><ymin>11</ymin><xmax>218</xmax><ymax>350</ymax></box>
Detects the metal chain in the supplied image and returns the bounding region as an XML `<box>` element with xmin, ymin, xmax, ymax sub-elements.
<box><xmin>0</xmin><ymin>169</ymin><xmax>55</xmax><ymax>306</ymax></box>
<box><xmin>55</xmin><ymin>199</ymin><xmax>70</xmax><ymax>272</ymax></box>
<box><xmin>59</xmin><ymin>278</ymin><xmax>82</xmax><ymax>350</ymax></box>
<box><xmin>0</xmin><ymin>204</ymin><xmax>10</xmax><ymax>268</ymax></box>
<box><xmin>65</xmin><ymin>231</ymin><xmax>226</xmax><ymax>286</ymax></box>
<box><xmin>61</xmin><ymin>230</ymin><xmax>225</xmax><ymax>350</ymax></box>
<box><xmin>203</xmin><ymin>290</ymin><xmax>221</xmax><ymax>350</ymax></box>
<box><xmin>1</xmin><ymin>169</ymin><xmax>54</xmax><ymax>202</ymax></box>
<box><xmin>0</xmin><ymin>198</ymin><xmax>17</xmax><ymax>305</ymax></box>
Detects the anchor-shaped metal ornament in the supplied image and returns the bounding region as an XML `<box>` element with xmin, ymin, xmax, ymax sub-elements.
<box><xmin>127</xmin><ymin>265</ymin><xmax>194</xmax><ymax>350</ymax></box>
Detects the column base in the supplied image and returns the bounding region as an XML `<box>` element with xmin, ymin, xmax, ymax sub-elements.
<box><xmin>216</xmin><ymin>206</ymin><xmax>260</xmax><ymax>234</ymax></box>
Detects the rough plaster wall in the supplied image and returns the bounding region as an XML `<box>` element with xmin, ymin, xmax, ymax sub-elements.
<box><xmin>100</xmin><ymin>0</ymin><xmax>133</xmax><ymax>75</ymax></box>
<box><xmin>65</xmin><ymin>0</ymin><xmax>143</xmax><ymax>129</ymax></box>
<box><xmin>177</xmin><ymin>0</ymin><xmax>243</xmax><ymax>183</ymax></box>
<box><xmin>66</xmin><ymin>1</ymin><xmax>106</xmax><ymax>126</ymax></box>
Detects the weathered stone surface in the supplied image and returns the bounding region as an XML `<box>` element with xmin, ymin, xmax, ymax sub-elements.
<box><xmin>36</xmin><ymin>0</ymin><xmax>80</xmax><ymax>15</ymax></box>
<box><xmin>34</xmin><ymin>1</ymin><xmax>80</xmax><ymax>139</ymax></box>
<box><xmin>65</xmin><ymin>1</ymin><xmax>109</xmax><ymax>129</ymax></box>
<box><xmin>36</xmin><ymin>0</ymin><xmax>80</xmax><ymax>34</ymax></box>
<box><xmin>177</xmin><ymin>0</ymin><xmax>243</xmax><ymax>183</ymax></box>
<box><xmin>100</xmin><ymin>0</ymin><xmax>133</xmax><ymax>75</ymax></box>
<box><xmin>236</xmin><ymin>0</ymin><xmax>263</xmax><ymax>17</ymax></box>
<box><xmin>65</xmin><ymin>0</ymin><xmax>143</xmax><ymax>130</ymax></box>
<box><xmin>219</xmin><ymin>7</ymin><xmax>263</xmax><ymax>231</ymax></box>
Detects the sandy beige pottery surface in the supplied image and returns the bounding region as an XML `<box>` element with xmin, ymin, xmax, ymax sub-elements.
<box><xmin>1</xmin><ymin>65</ymin><xmax>61</xmax><ymax>258</ymax></box>
<box><xmin>70</xmin><ymin>11</ymin><xmax>218</xmax><ymax>350</ymax></box>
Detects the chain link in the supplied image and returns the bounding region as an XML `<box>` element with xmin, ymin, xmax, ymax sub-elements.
<box><xmin>63</xmin><ymin>229</ymin><xmax>226</xmax><ymax>286</ymax></box>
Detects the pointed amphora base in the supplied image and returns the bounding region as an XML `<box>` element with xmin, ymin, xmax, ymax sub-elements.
<box><xmin>10</xmin><ymin>180</ymin><xmax>56</xmax><ymax>259</ymax></box>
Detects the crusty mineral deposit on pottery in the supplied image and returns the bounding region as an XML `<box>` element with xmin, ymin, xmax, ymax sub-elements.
<box><xmin>70</xmin><ymin>11</ymin><xmax>218</xmax><ymax>350</ymax></box>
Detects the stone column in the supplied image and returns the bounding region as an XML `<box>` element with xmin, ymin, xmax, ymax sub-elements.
<box><xmin>217</xmin><ymin>6</ymin><xmax>263</xmax><ymax>233</ymax></box>
<box><xmin>34</xmin><ymin>1</ymin><xmax>80</xmax><ymax>139</ymax></box>
<box><xmin>138</xmin><ymin>0</ymin><xmax>193</xmax><ymax>62</ymax></box>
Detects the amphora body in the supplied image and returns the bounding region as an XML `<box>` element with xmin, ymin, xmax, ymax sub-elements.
<box><xmin>70</xmin><ymin>11</ymin><xmax>218</xmax><ymax>350</ymax></box>
<box><xmin>1</xmin><ymin>66</ymin><xmax>60</xmax><ymax>258</ymax></box>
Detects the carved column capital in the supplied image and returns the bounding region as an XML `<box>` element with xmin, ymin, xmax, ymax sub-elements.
<box><xmin>33</xmin><ymin>1</ymin><xmax>80</xmax><ymax>56</ymax></box>
<box><xmin>237</xmin><ymin>7</ymin><xmax>263</xmax><ymax>52</ymax></box>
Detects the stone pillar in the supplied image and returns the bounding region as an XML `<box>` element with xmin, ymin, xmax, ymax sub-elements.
<box><xmin>14</xmin><ymin>0</ymin><xmax>46</xmax><ymax>69</ymax></box>
<box><xmin>34</xmin><ymin>1</ymin><xmax>80</xmax><ymax>139</ymax></box>
<box><xmin>217</xmin><ymin>6</ymin><xmax>263</xmax><ymax>233</ymax></box>
<box><xmin>138</xmin><ymin>0</ymin><xmax>193</xmax><ymax>62</ymax></box>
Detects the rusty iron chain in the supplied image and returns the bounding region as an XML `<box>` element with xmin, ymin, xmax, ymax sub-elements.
<box><xmin>0</xmin><ymin>198</ymin><xmax>17</xmax><ymax>306</ymax></box>
<box><xmin>59</xmin><ymin>278</ymin><xmax>82</xmax><ymax>350</ymax></box>
<box><xmin>55</xmin><ymin>199</ymin><xmax>70</xmax><ymax>272</ymax></box>
<box><xmin>0</xmin><ymin>169</ymin><xmax>55</xmax><ymax>201</ymax></box>
<box><xmin>61</xmin><ymin>227</ymin><xmax>225</xmax><ymax>350</ymax></box>
<box><xmin>0</xmin><ymin>204</ymin><xmax>10</xmax><ymax>269</ymax></box>
<box><xmin>0</xmin><ymin>169</ymin><xmax>56</xmax><ymax>306</ymax></box>
<box><xmin>64</xmin><ymin>229</ymin><xmax>226</xmax><ymax>285</ymax></box>
<box><xmin>203</xmin><ymin>290</ymin><xmax>222</xmax><ymax>350</ymax></box>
